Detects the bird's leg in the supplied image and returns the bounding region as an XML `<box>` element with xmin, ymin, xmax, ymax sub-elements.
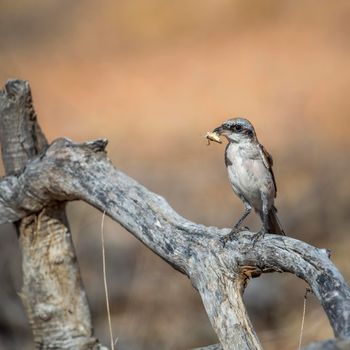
<box><xmin>220</xmin><ymin>204</ymin><xmax>251</xmax><ymax>247</ymax></box>
<box><xmin>232</xmin><ymin>205</ymin><xmax>252</xmax><ymax>232</ymax></box>
<box><xmin>253</xmin><ymin>195</ymin><xmax>269</xmax><ymax>245</ymax></box>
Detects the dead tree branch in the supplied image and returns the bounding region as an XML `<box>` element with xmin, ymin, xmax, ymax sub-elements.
<box><xmin>0</xmin><ymin>80</ymin><xmax>105</xmax><ymax>350</ymax></box>
<box><xmin>1</xmin><ymin>80</ymin><xmax>350</xmax><ymax>350</ymax></box>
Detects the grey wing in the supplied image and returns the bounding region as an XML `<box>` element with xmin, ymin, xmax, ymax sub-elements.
<box><xmin>258</xmin><ymin>143</ymin><xmax>277</xmax><ymax>197</ymax></box>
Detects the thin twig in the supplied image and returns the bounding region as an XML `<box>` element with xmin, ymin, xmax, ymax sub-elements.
<box><xmin>298</xmin><ymin>289</ymin><xmax>310</xmax><ymax>350</ymax></box>
<box><xmin>101</xmin><ymin>211</ymin><xmax>115</xmax><ymax>350</ymax></box>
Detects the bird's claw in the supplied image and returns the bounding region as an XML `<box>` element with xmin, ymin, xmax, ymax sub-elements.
<box><xmin>220</xmin><ymin>234</ymin><xmax>234</xmax><ymax>247</ymax></box>
<box><xmin>220</xmin><ymin>226</ymin><xmax>248</xmax><ymax>247</ymax></box>
<box><xmin>252</xmin><ymin>229</ymin><xmax>266</xmax><ymax>246</ymax></box>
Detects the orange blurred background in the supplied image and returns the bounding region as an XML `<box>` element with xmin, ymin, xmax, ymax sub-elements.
<box><xmin>0</xmin><ymin>1</ymin><xmax>350</xmax><ymax>349</ymax></box>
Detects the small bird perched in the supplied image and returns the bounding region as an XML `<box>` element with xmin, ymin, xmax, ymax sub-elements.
<box><xmin>211</xmin><ymin>118</ymin><xmax>285</xmax><ymax>243</ymax></box>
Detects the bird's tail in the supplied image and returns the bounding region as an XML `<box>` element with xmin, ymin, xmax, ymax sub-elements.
<box><xmin>267</xmin><ymin>206</ymin><xmax>285</xmax><ymax>235</ymax></box>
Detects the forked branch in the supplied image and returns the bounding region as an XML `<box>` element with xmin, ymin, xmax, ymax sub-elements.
<box><xmin>1</xmin><ymin>80</ymin><xmax>349</xmax><ymax>350</ymax></box>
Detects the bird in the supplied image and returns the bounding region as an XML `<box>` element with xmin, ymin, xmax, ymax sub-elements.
<box><xmin>212</xmin><ymin>117</ymin><xmax>285</xmax><ymax>244</ymax></box>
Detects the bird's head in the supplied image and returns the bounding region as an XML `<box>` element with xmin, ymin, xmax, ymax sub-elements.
<box><xmin>213</xmin><ymin>118</ymin><xmax>256</xmax><ymax>143</ymax></box>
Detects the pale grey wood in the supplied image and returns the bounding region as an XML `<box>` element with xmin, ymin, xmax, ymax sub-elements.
<box><xmin>0</xmin><ymin>80</ymin><xmax>106</xmax><ymax>350</ymax></box>
<box><xmin>302</xmin><ymin>339</ymin><xmax>350</xmax><ymax>350</ymax></box>
<box><xmin>0</xmin><ymin>80</ymin><xmax>47</xmax><ymax>174</ymax></box>
<box><xmin>1</xmin><ymin>80</ymin><xmax>350</xmax><ymax>350</ymax></box>
<box><xmin>1</xmin><ymin>136</ymin><xmax>350</xmax><ymax>349</ymax></box>
<box><xmin>192</xmin><ymin>345</ymin><xmax>222</xmax><ymax>350</ymax></box>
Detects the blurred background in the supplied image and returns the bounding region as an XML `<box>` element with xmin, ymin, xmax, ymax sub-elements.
<box><xmin>0</xmin><ymin>1</ymin><xmax>350</xmax><ymax>349</ymax></box>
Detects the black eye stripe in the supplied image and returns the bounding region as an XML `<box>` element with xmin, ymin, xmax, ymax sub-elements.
<box><xmin>224</xmin><ymin>122</ymin><xmax>253</xmax><ymax>135</ymax></box>
<box><xmin>230</xmin><ymin>124</ymin><xmax>242</xmax><ymax>132</ymax></box>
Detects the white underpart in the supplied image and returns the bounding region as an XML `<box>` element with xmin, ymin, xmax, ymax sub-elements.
<box><xmin>226</xmin><ymin>141</ymin><xmax>275</xmax><ymax>212</ymax></box>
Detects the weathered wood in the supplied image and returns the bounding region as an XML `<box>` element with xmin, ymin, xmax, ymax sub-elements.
<box><xmin>192</xmin><ymin>345</ymin><xmax>222</xmax><ymax>350</ymax></box>
<box><xmin>1</xmin><ymin>79</ymin><xmax>350</xmax><ymax>350</ymax></box>
<box><xmin>302</xmin><ymin>339</ymin><xmax>350</xmax><ymax>350</ymax></box>
<box><xmin>0</xmin><ymin>80</ymin><xmax>47</xmax><ymax>174</ymax></box>
<box><xmin>0</xmin><ymin>80</ymin><xmax>105</xmax><ymax>350</ymax></box>
<box><xmin>1</xmin><ymin>135</ymin><xmax>350</xmax><ymax>349</ymax></box>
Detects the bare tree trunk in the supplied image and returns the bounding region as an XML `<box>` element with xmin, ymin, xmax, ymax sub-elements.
<box><xmin>0</xmin><ymin>79</ymin><xmax>349</xmax><ymax>350</ymax></box>
<box><xmin>0</xmin><ymin>80</ymin><xmax>105</xmax><ymax>349</ymax></box>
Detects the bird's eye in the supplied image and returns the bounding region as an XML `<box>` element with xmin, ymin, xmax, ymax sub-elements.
<box><xmin>233</xmin><ymin>124</ymin><xmax>242</xmax><ymax>132</ymax></box>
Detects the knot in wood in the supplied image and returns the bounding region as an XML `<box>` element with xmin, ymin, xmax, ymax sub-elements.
<box><xmin>36</xmin><ymin>303</ymin><xmax>56</xmax><ymax>321</ymax></box>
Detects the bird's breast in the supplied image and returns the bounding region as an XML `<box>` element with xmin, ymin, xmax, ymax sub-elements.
<box><xmin>225</xmin><ymin>143</ymin><xmax>274</xmax><ymax>209</ymax></box>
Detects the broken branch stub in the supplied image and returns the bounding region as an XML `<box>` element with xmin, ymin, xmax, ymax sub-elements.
<box><xmin>0</xmin><ymin>80</ymin><xmax>105</xmax><ymax>350</ymax></box>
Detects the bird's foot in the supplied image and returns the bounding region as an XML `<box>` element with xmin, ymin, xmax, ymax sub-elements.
<box><xmin>220</xmin><ymin>226</ymin><xmax>248</xmax><ymax>247</ymax></box>
<box><xmin>252</xmin><ymin>229</ymin><xmax>267</xmax><ymax>246</ymax></box>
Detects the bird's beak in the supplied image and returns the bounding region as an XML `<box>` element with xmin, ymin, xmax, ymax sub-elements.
<box><xmin>212</xmin><ymin>125</ymin><xmax>224</xmax><ymax>135</ymax></box>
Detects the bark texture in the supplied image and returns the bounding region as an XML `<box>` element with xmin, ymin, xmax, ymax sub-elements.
<box><xmin>1</xmin><ymin>80</ymin><xmax>350</xmax><ymax>350</ymax></box>
<box><xmin>0</xmin><ymin>80</ymin><xmax>104</xmax><ymax>350</ymax></box>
